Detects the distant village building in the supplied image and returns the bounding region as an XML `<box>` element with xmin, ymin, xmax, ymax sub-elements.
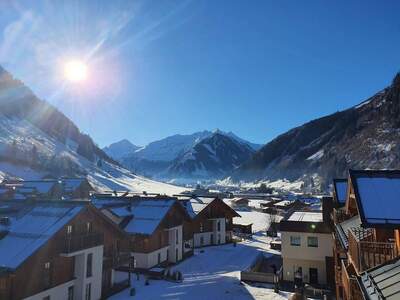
<box><xmin>0</xmin><ymin>201</ymin><xmax>130</xmax><ymax>300</ymax></box>
<box><xmin>280</xmin><ymin>211</ymin><xmax>334</xmax><ymax>286</ymax></box>
<box><xmin>179</xmin><ymin>197</ymin><xmax>240</xmax><ymax>248</ymax></box>
<box><xmin>230</xmin><ymin>197</ymin><xmax>249</xmax><ymax>208</ymax></box>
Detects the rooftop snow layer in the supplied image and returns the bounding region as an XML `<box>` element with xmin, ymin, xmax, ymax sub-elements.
<box><xmin>288</xmin><ymin>211</ymin><xmax>323</xmax><ymax>222</ymax></box>
<box><xmin>22</xmin><ymin>180</ymin><xmax>57</xmax><ymax>194</ymax></box>
<box><xmin>0</xmin><ymin>204</ymin><xmax>83</xmax><ymax>269</ymax></box>
<box><xmin>352</xmin><ymin>171</ymin><xmax>400</xmax><ymax>225</ymax></box>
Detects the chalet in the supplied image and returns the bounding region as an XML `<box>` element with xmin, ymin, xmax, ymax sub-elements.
<box><xmin>61</xmin><ymin>178</ymin><xmax>94</xmax><ymax>199</ymax></box>
<box><xmin>22</xmin><ymin>180</ymin><xmax>62</xmax><ymax>199</ymax></box>
<box><xmin>0</xmin><ymin>201</ymin><xmax>130</xmax><ymax>300</ymax></box>
<box><xmin>280</xmin><ymin>211</ymin><xmax>334</xmax><ymax>286</ymax></box>
<box><xmin>93</xmin><ymin>196</ymin><xmax>192</xmax><ymax>270</ymax></box>
<box><xmin>230</xmin><ymin>197</ymin><xmax>249</xmax><ymax>208</ymax></box>
<box><xmin>179</xmin><ymin>197</ymin><xmax>240</xmax><ymax>248</ymax></box>
<box><xmin>332</xmin><ymin>170</ymin><xmax>400</xmax><ymax>300</ymax></box>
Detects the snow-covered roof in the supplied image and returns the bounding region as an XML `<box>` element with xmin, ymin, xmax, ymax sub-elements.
<box><xmin>21</xmin><ymin>180</ymin><xmax>57</xmax><ymax>194</ymax></box>
<box><xmin>62</xmin><ymin>178</ymin><xmax>87</xmax><ymax>191</ymax></box>
<box><xmin>0</xmin><ymin>203</ymin><xmax>83</xmax><ymax>269</ymax></box>
<box><xmin>288</xmin><ymin>211</ymin><xmax>323</xmax><ymax>222</ymax></box>
<box><xmin>181</xmin><ymin>197</ymin><xmax>215</xmax><ymax>218</ymax></box>
<box><xmin>95</xmin><ymin>197</ymin><xmax>177</xmax><ymax>235</ymax></box>
<box><xmin>333</xmin><ymin>179</ymin><xmax>347</xmax><ymax>204</ymax></box>
<box><xmin>350</xmin><ymin>170</ymin><xmax>400</xmax><ymax>226</ymax></box>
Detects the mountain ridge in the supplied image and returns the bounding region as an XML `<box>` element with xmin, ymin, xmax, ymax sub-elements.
<box><xmin>231</xmin><ymin>72</ymin><xmax>400</xmax><ymax>189</ymax></box>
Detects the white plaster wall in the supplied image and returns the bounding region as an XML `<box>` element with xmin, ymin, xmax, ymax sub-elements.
<box><xmin>194</xmin><ymin>232</ymin><xmax>213</xmax><ymax>247</ymax></box>
<box><xmin>64</xmin><ymin>245</ymin><xmax>103</xmax><ymax>300</ymax></box>
<box><xmin>23</xmin><ymin>279</ymin><xmax>75</xmax><ymax>300</ymax></box>
<box><xmin>168</xmin><ymin>225</ymin><xmax>183</xmax><ymax>263</ymax></box>
<box><xmin>113</xmin><ymin>270</ymin><xmax>129</xmax><ymax>284</ymax></box>
<box><xmin>281</xmin><ymin>231</ymin><xmax>333</xmax><ymax>261</ymax></box>
<box><xmin>132</xmin><ymin>246</ymin><xmax>169</xmax><ymax>269</ymax></box>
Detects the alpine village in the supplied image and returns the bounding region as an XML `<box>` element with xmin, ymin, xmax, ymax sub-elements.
<box><xmin>1</xmin><ymin>1</ymin><xmax>400</xmax><ymax>300</ymax></box>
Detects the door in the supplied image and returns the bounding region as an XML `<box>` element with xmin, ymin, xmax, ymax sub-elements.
<box><xmin>210</xmin><ymin>234</ymin><xmax>214</xmax><ymax>245</ymax></box>
<box><xmin>309</xmin><ymin>268</ymin><xmax>318</xmax><ymax>284</ymax></box>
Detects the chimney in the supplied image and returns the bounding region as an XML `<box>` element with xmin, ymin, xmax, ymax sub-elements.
<box><xmin>322</xmin><ymin>196</ymin><xmax>333</xmax><ymax>227</ymax></box>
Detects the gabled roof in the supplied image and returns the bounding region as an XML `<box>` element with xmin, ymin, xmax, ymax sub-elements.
<box><xmin>179</xmin><ymin>196</ymin><xmax>240</xmax><ymax>219</ymax></box>
<box><xmin>359</xmin><ymin>257</ymin><xmax>400</xmax><ymax>299</ymax></box>
<box><xmin>20</xmin><ymin>180</ymin><xmax>58</xmax><ymax>194</ymax></box>
<box><xmin>0</xmin><ymin>202</ymin><xmax>84</xmax><ymax>270</ymax></box>
<box><xmin>61</xmin><ymin>178</ymin><xmax>89</xmax><ymax>192</ymax></box>
<box><xmin>349</xmin><ymin>169</ymin><xmax>400</xmax><ymax>227</ymax></box>
<box><xmin>94</xmin><ymin>196</ymin><xmax>187</xmax><ymax>235</ymax></box>
<box><xmin>333</xmin><ymin>178</ymin><xmax>348</xmax><ymax>204</ymax></box>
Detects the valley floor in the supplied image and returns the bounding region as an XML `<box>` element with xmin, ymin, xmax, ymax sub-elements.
<box><xmin>111</xmin><ymin>213</ymin><xmax>291</xmax><ymax>300</ymax></box>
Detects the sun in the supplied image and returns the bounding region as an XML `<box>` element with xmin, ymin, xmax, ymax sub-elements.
<box><xmin>64</xmin><ymin>60</ymin><xmax>88</xmax><ymax>82</ymax></box>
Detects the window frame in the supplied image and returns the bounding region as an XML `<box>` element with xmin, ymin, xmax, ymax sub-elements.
<box><xmin>290</xmin><ymin>236</ymin><xmax>301</xmax><ymax>246</ymax></box>
<box><xmin>307</xmin><ymin>236</ymin><xmax>319</xmax><ymax>248</ymax></box>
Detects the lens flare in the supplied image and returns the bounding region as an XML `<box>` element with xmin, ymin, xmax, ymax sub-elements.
<box><xmin>64</xmin><ymin>60</ymin><xmax>88</xmax><ymax>82</ymax></box>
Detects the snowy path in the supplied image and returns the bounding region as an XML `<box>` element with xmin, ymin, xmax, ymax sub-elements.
<box><xmin>110</xmin><ymin>233</ymin><xmax>290</xmax><ymax>300</ymax></box>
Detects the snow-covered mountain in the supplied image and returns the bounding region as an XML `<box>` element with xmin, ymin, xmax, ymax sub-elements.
<box><xmin>103</xmin><ymin>139</ymin><xmax>141</xmax><ymax>160</ymax></box>
<box><xmin>167</xmin><ymin>132</ymin><xmax>255</xmax><ymax>179</ymax></box>
<box><xmin>107</xmin><ymin>130</ymin><xmax>260</xmax><ymax>180</ymax></box>
<box><xmin>231</xmin><ymin>72</ymin><xmax>400</xmax><ymax>190</ymax></box>
<box><xmin>0</xmin><ymin>66</ymin><xmax>187</xmax><ymax>194</ymax></box>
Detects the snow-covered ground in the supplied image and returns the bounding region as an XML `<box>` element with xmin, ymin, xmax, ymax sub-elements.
<box><xmin>111</xmin><ymin>234</ymin><xmax>289</xmax><ymax>300</ymax></box>
<box><xmin>111</xmin><ymin>210</ymin><xmax>290</xmax><ymax>300</ymax></box>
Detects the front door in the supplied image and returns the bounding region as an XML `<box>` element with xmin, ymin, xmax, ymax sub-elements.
<box><xmin>309</xmin><ymin>268</ymin><xmax>318</xmax><ymax>284</ymax></box>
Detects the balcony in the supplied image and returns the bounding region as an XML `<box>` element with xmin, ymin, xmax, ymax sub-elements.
<box><xmin>61</xmin><ymin>233</ymin><xmax>104</xmax><ymax>255</ymax></box>
<box><xmin>348</xmin><ymin>228</ymin><xmax>397</xmax><ymax>273</ymax></box>
<box><xmin>103</xmin><ymin>251</ymin><xmax>131</xmax><ymax>269</ymax></box>
<box><xmin>332</xmin><ymin>208</ymin><xmax>350</xmax><ymax>224</ymax></box>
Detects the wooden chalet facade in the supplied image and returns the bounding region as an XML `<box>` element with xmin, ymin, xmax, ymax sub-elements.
<box><xmin>180</xmin><ymin>197</ymin><xmax>240</xmax><ymax>248</ymax></box>
<box><xmin>94</xmin><ymin>196</ymin><xmax>192</xmax><ymax>270</ymax></box>
<box><xmin>0</xmin><ymin>201</ymin><xmax>130</xmax><ymax>300</ymax></box>
<box><xmin>332</xmin><ymin>170</ymin><xmax>400</xmax><ymax>300</ymax></box>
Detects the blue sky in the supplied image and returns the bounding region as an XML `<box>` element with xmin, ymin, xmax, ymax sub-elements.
<box><xmin>0</xmin><ymin>1</ymin><xmax>399</xmax><ymax>147</ymax></box>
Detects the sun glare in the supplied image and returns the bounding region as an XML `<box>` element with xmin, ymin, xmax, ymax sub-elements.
<box><xmin>64</xmin><ymin>60</ymin><xmax>88</xmax><ymax>82</ymax></box>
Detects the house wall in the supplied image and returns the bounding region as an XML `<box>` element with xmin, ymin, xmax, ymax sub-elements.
<box><xmin>132</xmin><ymin>246</ymin><xmax>169</xmax><ymax>269</ymax></box>
<box><xmin>6</xmin><ymin>205</ymin><xmax>126</xmax><ymax>300</ymax></box>
<box><xmin>281</xmin><ymin>231</ymin><xmax>333</xmax><ymax>261</ymax></box>
<box><xmin>281</xmin><ymin>230</ymin><xmax>333</xmax><ymax>285</ymax></box>
<box><xmin>167</xmin><ymin>225</ymin><xmax>183</xmax><ymax>263</ymax></box>
<box><xmin>23</xmin><ymin>279</ymin><xmax>75</xmax><ymax>300</ymax></box>
<box><xmin>283</xmin><ymin>258</ymin><xmax>327</xmax><ymax>284</ymax></box>
<box><xmin>194</xmin><ymin>232</ymin><xmax>213</xmax><ymax>247</ymax></box>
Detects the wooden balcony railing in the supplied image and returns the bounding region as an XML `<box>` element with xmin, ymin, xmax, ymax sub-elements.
<box><xmin>104</xmin><ymin>252</ymin><xmax>131</xmax><ymax>269</ymax></box>
<box><xmin>62</xmin><ymin>233</ymin><xmax>104</xmax><ymax>254</ymax></box>
<box><xmin>341</xmin><ymin>259</ymin><xmax>363</xmax><ymax>300</ymax></box>
<box><xmin>332</xmin><ymin>208</ymin><xmax>350</xmax><ymax>224</ymax></box>
<box><xmin>348</xmin><ymin>229</ymin><xmax>397</xmax><ymax>273</ymax></box>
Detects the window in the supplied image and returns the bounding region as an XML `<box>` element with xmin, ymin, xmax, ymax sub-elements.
<box><xmin>200</xmin><ymin>236</ymin><xmax>204</xmax><ymax>246</ymax></box>
<box><xmin>43</xmin><ymin>296</ymin><xmax>50</xmax><ymax>300</ymax></box>
<box><xmin>157</xmin><ymin>252</ymin><xmax>161</xmax><ymax>264</ymax></box>
<box><xmin>307</xmin><ymin>236</ymin><xmax>318</xmax><ymax>248</ymax></box>
<box><xmin>200</xmin><ymin>223</ymin><xmax>203</xmax><ymax>232</ymax></box>
<box><xmin>86</xmin><ymin>253</ymin><xmax>93</xmax><ymax>277</ymax></box>
<box><xmin>0</xmin><ymin>278</ymin><xmax>6</xmax><ymax>290</ymax></box>
<box><xmin>85</xmin><ymin>283</ymin><xmax>91</xmax><ymax>300</ymax></box>
<box><xmin>44</xmin><ymin>262</ymin><xmax>52</xmax><ymax>287</ymax></box>
<box><xmin>176</xmin><ymin>229</ymin><xmax>179</xmax><ymax>245</ymax></box>
<box><xmin>86</xmin><ymin>222</ymin><xmax>92</xmax><ymax>233</ymax></box>
<box><xmin>68</xmin><ymin>286</ymin><xmax>74</xmax><ymax>300</ymax></box>
<box><xmin>290</xmin><ymin>236</ymin><xmax>301</xmax><ymax>246</ymax></box>
<box><xmin>67</xmin><ymin>225</ymin><xmax>73</xmax><ymax>235</ymax></box>
<box><xmin>217</xmin><ymin>221</ymin><xmax>221</xmax><ymax>231</ymax></box>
